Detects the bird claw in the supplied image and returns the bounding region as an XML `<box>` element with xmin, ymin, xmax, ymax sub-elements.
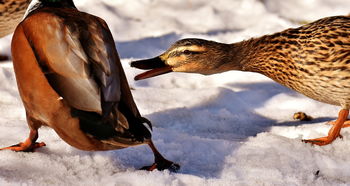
<box><xmin>302</xmin><ymin>139</ymin><xmax>329</xmax><ymax>146</ymax></box>
<box><xmin>302</xmin><ymin>135</ymin><xmax>342</xmax><ymax>146</ymax></box>
<box><xmin>140</xmin><ymin>162</ymin><xmax>180</xmax><ymax>172</ymax></box>
<box><xmin>0</xmin><ymin>142</ymin><xmax>46</xmax><ymax>152</ymax></box>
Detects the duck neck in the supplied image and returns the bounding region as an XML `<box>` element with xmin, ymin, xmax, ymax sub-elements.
<box><xmin>224</xmin><ymin>36</ymin><xmax>272</xmax><ymax>73</ymax></box>
<box><xmin>216</xmin><ymin>40</ymin><xmax>256</xmax><ymax>72</ymax></box>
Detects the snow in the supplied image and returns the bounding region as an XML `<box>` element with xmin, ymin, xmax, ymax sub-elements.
<box><xmin>0</xmin><ymin>0</ymin><xmax>350</xmax><ymax>185</ymax></box>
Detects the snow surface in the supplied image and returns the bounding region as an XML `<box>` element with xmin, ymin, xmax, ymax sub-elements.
<box><xmin>0</xmin><ymin>0</ymin><xmax>350</xmax><ymax>185</ymax></box>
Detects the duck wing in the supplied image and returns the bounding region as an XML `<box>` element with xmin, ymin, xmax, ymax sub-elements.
<box><xmin>22</xmin><ymin>9</ymin><xmax>151</xmax><ymax>143</ymax></box>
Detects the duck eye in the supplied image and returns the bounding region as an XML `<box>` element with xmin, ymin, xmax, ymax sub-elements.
<box><xmin>183</xmin><ymin>50</ymin><xmax>191</xmax><ymax>55</ymax></box>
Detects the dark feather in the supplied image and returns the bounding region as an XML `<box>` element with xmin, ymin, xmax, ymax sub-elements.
<box><xmin>23</xmin><ymin>7</ymin><xmax>151</xmax><ymax>142</ymax></box>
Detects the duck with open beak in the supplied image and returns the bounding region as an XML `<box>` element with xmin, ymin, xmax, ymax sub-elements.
<box><xmin>131</xmin><ymin>15</ymin><xmax>350</xmax><ymax>146</ymax></box>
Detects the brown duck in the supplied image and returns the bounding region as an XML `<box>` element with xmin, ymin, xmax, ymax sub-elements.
<box><xmin>131</xmin><ymin>15</ymin><xmax>350</xmax><ymax>146</ymax></box>
<box><xmin>0</xmin><ymin>0</ymin><xmax>31</xmax><ymax>60</ymax></box>
<box><xmin>0</xmin><ymin>0</ymin><xmax>179</xmax><ymax>171</ymax></box>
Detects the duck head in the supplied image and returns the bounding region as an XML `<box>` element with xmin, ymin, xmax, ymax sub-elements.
<box><xmin>131</xmin><ymin>38</ymin><xmax>240</xmax><ymax>80</ymax></box>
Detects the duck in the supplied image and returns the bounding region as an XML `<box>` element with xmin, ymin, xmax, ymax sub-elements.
<box><xmin>131</xmin><ymin>15</ymin><xmax>350</xmax><ymax>146</ymax></box>
<box><xmin>0</xmin><ymin>0</ymin><xmax>179</xmax><ymax>172</ymax></box>
<box><xmin>0</xmin><ymin>0</ymin><xmax>31</xmax><ymax>61</ymax></box>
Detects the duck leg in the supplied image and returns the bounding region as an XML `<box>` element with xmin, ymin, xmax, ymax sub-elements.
<box><xmin>327</xmin><ymin>120</ymin><xmax>350</xmax><ymax>128</ymax></box>
<box><xmin>141</xmin><ymin>140</ymin><xmax>180</xmax><ymax>172</ymax></box>
<box><xmin>0</xmin><ymin>129</ymin><xmax>46</xmax><ymax>152</ymax></box>
<box><xmin>303</xmin><ymin>109</ymin><xmax>349</xmax><ymax>146</ymax></box>
<box><xmin>0</xmin><ymin>114</ymin><xmax>46</xmax><ymax>152</ymax></box>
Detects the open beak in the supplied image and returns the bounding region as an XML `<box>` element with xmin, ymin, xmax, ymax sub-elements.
<box><xmin>131</xmin><ymin>57</ymin><xmax>173</xmax><ymax>80</ymax></box>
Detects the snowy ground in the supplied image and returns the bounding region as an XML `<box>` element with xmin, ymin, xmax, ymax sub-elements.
<box><xmin>0</xmin><ymin>0</ymin><xmax>350</xmax><ymax>185</ymax></box>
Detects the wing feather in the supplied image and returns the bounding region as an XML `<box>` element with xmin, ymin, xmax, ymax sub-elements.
<box><xmin>23</xmin><ymin>11</ymin><xmax>121</xmax><ymax>114</ymax></box>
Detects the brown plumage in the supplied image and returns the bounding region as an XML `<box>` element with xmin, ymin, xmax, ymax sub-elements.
<box><xmin>0</xmin><ymin>0</ymin><xmax>31</xmax><ymax>60</ymax></box>
<box><xmin>131</xmin><ymin>15</ymin><xmax>350</xmax><ymax>146</ymax></box>
<box><xmin>0</xmin><ymin>0</ymin><xmax>179</xmax><ymax>171</ymax></box>
<box><xmin>0</xmin><ymin>0</ymin><xmax>30</xmax><ymax>37</ymax></box>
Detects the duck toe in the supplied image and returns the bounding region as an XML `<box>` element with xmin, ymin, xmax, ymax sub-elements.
<box><xmin>140</xmin><ymin>161</ymin><xmax>180</xmax><ymax>172</ymax></box>
<box><xmin>0</xmin><ymin>141</ymin><xmax>46</xmax><ymax>152</ymax></box>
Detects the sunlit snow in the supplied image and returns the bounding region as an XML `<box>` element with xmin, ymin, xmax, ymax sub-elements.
<box><xmin>0</xmin><ymin>0</ymin><xmax>349</xmax><ymax>185</ymax></box>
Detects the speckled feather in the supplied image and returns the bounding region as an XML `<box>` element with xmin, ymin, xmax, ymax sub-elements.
<box><xmin>0</xmin><ymin>0</ymin><xmax>30</xmax><ymax>37</ymax></box>
<box><xmin>240</xmin><ymin>15</ymin><xmax>350</xmax><ymax>108</ymax></box>
<box><xmin>133</xmin><ymin>15</ymin><xmax>350</xmax><ymax>109</ymax></box>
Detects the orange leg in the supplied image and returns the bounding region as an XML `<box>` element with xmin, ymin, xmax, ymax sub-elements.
<box><xmin>0</xmin><ymin>129</ymin><xmax>46</xmax><ymax>152</ymax></box>
<box><xmin>141</xmin><ymin>140</ymin><xmax>180</xmax><ymax>172</ymax></box>
<box><xmin>303</xmin><ymin>109</ymin><xmax>349</xmax><ymax>146</ymax></box>
<box><xmin>1</xmin><ymin>112</ymin><xmax>46</xmax><ymax>152</ymax></box>
<box><xmin>327</xmin><ymin>120</ymin><xmax>350</xmax><ymax>128</ymax></box>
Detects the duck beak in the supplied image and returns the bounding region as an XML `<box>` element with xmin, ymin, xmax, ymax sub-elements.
<box><xmin>131</xmin><ymin>57</ymin><xmax>173</xmax><ymax>81</ymax></box>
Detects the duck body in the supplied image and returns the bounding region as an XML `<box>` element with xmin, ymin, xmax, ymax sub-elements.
<box><xmin>13</xmin><ymin>5</ymin><xmax>149</xmax><ymax>151</ymax></box>
<box><xmin>131</xmin><ymin>15</ymin><xmax>350</xmax><ymax>146</ymax></box>
<box><xmin>239</xmin><ymin>15</ymin><xmax>350</xmax><ymax>109</ymax></box>
<box><xmin>2</xmin><ymin>0</ymin><xmax>179</xmax><ymax>171</ymax></box>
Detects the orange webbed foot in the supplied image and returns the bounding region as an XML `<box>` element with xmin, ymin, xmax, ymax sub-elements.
<box><xmin>0</xmin><ymin>141</ymin><xmax>46</xmax><ymax>152</ymax></box>
<box><xmin>0</xmin><ymin>129</ymin><xmax>46</xmax><ymax>152</ymax></box>
<box><xmin>302</xmin><ymin>136</ymin><xmax>342</xmax><ymax>146</ymax></box>
<box><xmin>303</xmin><ymin>109</ymin><xmax>349</xmax><ymax>146</ymax></box>
<box><xmin>327</xmin><ymin>120</ymin><xmax>350</xmax><ymax>128</ymax></box>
